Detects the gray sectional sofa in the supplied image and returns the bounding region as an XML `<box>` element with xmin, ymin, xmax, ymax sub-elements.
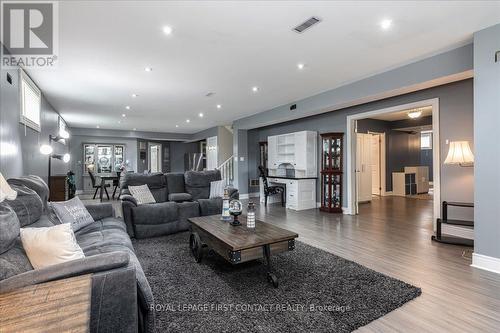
<box><xmin>120</xmin><ymin>170</ymin><xmax>238</xmax><ymax>239</ymax></box>
<box><xmin>0</xmin><ymin>176</ymin><xmax>154</xmax><ymax>333</ymax></box>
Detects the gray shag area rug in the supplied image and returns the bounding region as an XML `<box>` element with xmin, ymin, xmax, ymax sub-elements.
<box><xmin>132</xmin><ymin>232</ymin><xmax>421</xmax><ymax>332</ymax></box>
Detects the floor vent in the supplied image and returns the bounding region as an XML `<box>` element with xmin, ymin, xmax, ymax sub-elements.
<box><xmin>293</xmin><ymin>17</ymin><xmax>321</xmax><ymax>33</ymax></box>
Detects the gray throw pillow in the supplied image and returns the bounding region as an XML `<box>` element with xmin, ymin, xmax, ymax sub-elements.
<box><xmin>6</xmin><ymin>185</ymin><xmax>43</xmax><ymax>227</ymax></box>
<box><xmin>0</xmin><ymin>203</ymin><xmax>20</xmax><ymax>255</ymax></box>
<box><xmin>50</xmin><ymin>197</ymin><xmax>95</xmax><ymax>232</ymax></box>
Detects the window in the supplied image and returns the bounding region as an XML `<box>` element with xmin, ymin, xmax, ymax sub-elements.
<box><xmin>20</xmin><ymin>70</ymin><xmax>41</xmax><ymax>131</ymax></box>
<box><xmin>58</xmin><ymin>116</ymin><xmax>67</xmax><ymax>144</ymax></box>
<box><xmin>421</xmin><ymin>131</ymin><xmax>432</xmax><ymax>150</ymax></box>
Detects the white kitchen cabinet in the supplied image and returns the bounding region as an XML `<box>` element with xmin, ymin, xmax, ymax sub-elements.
<box><xmin>268</xmin><ymin>130</ymin><xmax>317</xmax><ymax>178</ymax></box>
<box><xmin>261</xmin><ymin>177</ymin><xmax>316</xmax><ymax>210</ymax></box>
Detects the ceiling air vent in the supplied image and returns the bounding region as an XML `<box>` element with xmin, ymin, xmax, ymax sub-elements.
<box><xmin>293</xmin><ymin>16</ymin><xmax>321</xmax><ymax>33</ymax></box>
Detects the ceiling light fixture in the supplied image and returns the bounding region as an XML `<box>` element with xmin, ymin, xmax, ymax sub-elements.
<box><xmin>125</xmin><ymin>105</ymin><xmax>131</xmax><ymax>110</ymax></box>
<box><xmin>175</xmin><ymin>125</ymin><xmax>179</xmax><ymax>128</ymax></box>
<box><xmin>297</xmin><ymin>63</ymin><xmax>305</xmax><ymax>70</ymax></box>
<box><xmin>163</xmin><ymin>25</ymin><xmax>173</xmax><ymax>35</ymax></box>
<box><xmin>186</xmin><ymin>119</ymin><xmax>190</xmax><ymax>123</ymax></box>
<box><xmin>216</xmin><ymin>104</ymin><xmax>221</xmax><ymax>109</ymax></box>
<box><xmin>380</xmin><ymin>19</ymin><xmax>393</xmax><ymax>30</ymax></box>
<box><xmin>408</xmin><ymin>109</ymin><xmax>422</xmax><ymax>119</ymax></box>
<box><xmin>131</xmin><ymin>94</ymin><xmax>138</xmax><ymax>98</ymax></box>
<box><xmin>122</xmin><ymin>114</ymin><xmax>126</xmax><ymax>117</ymax></box>
<box><xmin>199</xmin><ymin>113</ymin><xmax>204</xmax><ymax>118</ymax></box>
<box><xmin>96</xmin><ymin>125</ymin><xmax>100</xmax><ymax>129</ymax></box>
<box><xmin>144</xmin><ymin>67</ymin><xmax>152</xmax><ymax>72</ymax></box>
<box><xmin>252</xmin><ymin>86</ymin><xmax>259</xmax><ymax>93</ymax></box>
<box><xmin>133</xmin><ymin>128</ymin><xmax>137</xmax><ymax>131</ymax></box>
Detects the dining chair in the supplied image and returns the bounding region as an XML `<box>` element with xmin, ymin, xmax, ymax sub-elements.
<box><xmin>258</xmin><ymin>166</ymin><xmax>285</xmax><ymax>207</ymax></box>
<box><xmin>89</xmin><ymin>171</ymin><xmax>110</xmax><ymax>200</ymax></box>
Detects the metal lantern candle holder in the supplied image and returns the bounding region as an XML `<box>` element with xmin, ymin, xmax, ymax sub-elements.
<box><xmin>229</xmin><ymin>200</ymin><xmax>243</xmax><ymax>226</ymax></box>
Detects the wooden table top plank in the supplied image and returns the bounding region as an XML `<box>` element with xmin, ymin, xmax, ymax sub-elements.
<box><xmin>188</xmin><ymin>215</ymin><xmax>298</xmax><ymax>251</ymax></box>
<box><xmin>0</xmin><ymin>274</ymin><xmax>92</xmax><ymax>333</ymax></box>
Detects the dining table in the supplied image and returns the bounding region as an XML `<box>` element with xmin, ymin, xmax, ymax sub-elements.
<box><xmin>95</xmin><ymin>173</ymin><xmax>120</xmax><ymax>202</ymax></box>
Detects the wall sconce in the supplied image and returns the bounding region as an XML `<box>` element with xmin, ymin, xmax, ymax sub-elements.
<box><xmin>39</xmin><ymin>129</ymin><xmax>71</xmax><ymax>192</ymax></box>
<box><xmin>444</xmin><ymin>141</ymin><xmax>474</xmax><ymax>167</ymax></box>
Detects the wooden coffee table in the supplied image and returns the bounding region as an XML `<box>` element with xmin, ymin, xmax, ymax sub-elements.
<box><xmin>187</xmin><ymin>215</ymin><xmax>298</xmax><ymax>287</ymax></box>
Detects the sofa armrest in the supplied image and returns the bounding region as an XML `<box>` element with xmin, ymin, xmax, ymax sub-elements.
<box><xmin>120</xmin><ymin>194</ymin><xmax>138</xmax><ymax>206</ymax></box>
<box><xmin>228</xmin><ymin>187</ymin><xmax>239</xmax><ymax>200</ymax></box>
<box><xmin>120</xmin><ymin>195</ymin><xmax>138</xmax><ymax>237</ymax></box>
<box><xmin>84</xmin><ymin>203</ymin><xmax>114</xmax><ymax>220</ymax></box>
<box><xmin>0</xmin><ymin>251</ymin><xmax>130</xmax><ymax>293</ymax></box>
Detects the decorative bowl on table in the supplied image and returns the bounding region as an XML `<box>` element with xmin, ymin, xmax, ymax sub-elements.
<box><xmin>229</xmin><ymin>200</ymin><xmax>243</xmax><ymax>226</ymax></box>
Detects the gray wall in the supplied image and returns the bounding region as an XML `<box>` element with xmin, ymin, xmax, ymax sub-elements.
<box><xmin>357</xmin><ymin>116</ymin><xmax>433</xmax><ymax>191</ymax></box>
<box><xmin>0</xmin><ymin>68</ymin><xmax>69</xmax><ymax>182</ymax></box>
<box><xmin>217</xmin><ymin>126</ymin><xmax>233</xmax><ymax>166</ymax></box>
<box><xmin>246</xmin><ymin>79</ymin><xmax>474</xmax><ymax>220</ymax></box>
<box><xmin>473</xmin><ymin>23</ymin><xmax>500</xmax><ymax>260</ymax></box>
<box><xmin>170</xmin><ymin>141</ymin><xmax>199</xmax><ymax>172</ymax></box>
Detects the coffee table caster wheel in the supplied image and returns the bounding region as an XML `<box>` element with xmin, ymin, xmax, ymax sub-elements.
<box><xmin>267</xmin><ymin>272</ymin><xmax>278</xmax><ymax>288</ymax></box>
<box><xmin>189</xmin><ymin>232</ymin><xmax>203</xmax><ymax>263</ymax></box>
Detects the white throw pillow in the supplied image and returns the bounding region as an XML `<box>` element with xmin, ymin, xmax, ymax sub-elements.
<box><xmin>20</xmin><ymin>223</ymin><xmax>85</xmax><ymax>270</ymax></box>
<box><xmin>128</xmin><ymin>184</ymin><xmax>156</xmax><ymax>205</ymax></box>
<box><xmin>209</xmin><ymin>180</ymin><xmax>225</xmax><ymax>199</ymax></box>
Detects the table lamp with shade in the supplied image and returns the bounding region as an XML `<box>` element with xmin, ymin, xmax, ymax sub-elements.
<box><xmin>444</xmin><ymin>141</ymin><xmax>474</xmax><ymax>167</ymax></box>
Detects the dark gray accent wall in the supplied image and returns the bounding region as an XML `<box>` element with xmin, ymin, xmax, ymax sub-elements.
<box><xmin>357</xmin><ymin>116</ymin><xmax>433</xmax><ymax>191</ymax></box>
<box><xmin>473</xmin><ymin>23</ymin><xmax>500</xmax><ymax>261</ymax></box>
<box><xmin>1</xmin><ymin>68</ymin><xmax>69</xmax><ymax>182</ymax></box>
<box><xmin>246</xmin><ymin>79</ymin><xmax>473</xmax><ymax>220</ymax></box>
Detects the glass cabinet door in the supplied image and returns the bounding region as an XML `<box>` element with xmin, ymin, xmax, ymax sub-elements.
<box><xmin>114</xmin><ymin>145</ymin><xmax>124</xmax><ymax>171</ymax></box>
<box><xmin>97</xmin><ymin>145</ymin><xmax>113</xmax><ymax>173</ymax></box>
<box><xmin>84</xmin><ymin>144</ymin><xmax>95</xmax><ymax>174</ymax></box>
<box><xmin>322</xmin><ymin>138</ymin><xmax>330</xmax><ymax>170</ymax></box>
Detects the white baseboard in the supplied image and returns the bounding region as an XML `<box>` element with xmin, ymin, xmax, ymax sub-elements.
<box><xmin>75</xmin><ymin>190</ymin><xmax>84</xmax><ymax>195</ymax></box>
<box><xmin>471</xmin><ymin>253</ymin><xmax>500</xmax><ymax>275</ymax></box>
<box><xmin>240</xmin><ymin>193</ymin><xmax>259</xmax><ymax>200</ymax></box>
<box><xmin>382</xmin><ymin>191</ymin><xmax>393</xmax><ymax>197</ymax></box>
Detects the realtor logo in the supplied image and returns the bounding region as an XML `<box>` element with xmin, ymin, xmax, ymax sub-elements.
<box><xmin>1</xmin><ymin>1</ymin><xmax>58</xmax><ymax>68</ymax></box>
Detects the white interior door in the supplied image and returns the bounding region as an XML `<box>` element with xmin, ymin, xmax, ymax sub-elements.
<box><xmin>371</xmin><ymin>134</ymin><xmax>381</xmax><ymax>195</ymax></box>
<box><xmin>206</xmin><ymin>136</ymin><xmax>218</xmax><ymax>170</ymax></box>
<box><xmin>356</xmin><ymin>133</ymin><xmax>372</xmax><ymax>202</ymax></box>
<box><xmin>148</xmin><ymin>143</ymin><xmax>162</xmax><ymax>173</ymax></box>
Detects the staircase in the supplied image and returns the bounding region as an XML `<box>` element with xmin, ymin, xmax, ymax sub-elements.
<box><xmin>217</xmin><ymin>156</ymin><xmax>234</xmax><ymax>186</ymax></box>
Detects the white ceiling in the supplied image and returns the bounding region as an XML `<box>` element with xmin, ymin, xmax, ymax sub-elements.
<box><xmin>369</xmin><ymin>106</ymin><xmax>433</xmax><ymax>121</ymax></box>
<box><xmin>27</xmin><ymin>1</ymin><xmax>500</xmax><ymax>133</ymax></box>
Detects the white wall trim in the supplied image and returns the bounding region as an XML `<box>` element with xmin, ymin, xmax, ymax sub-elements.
<box><xmin>346</xmin><ymin>98</ymin><xmax>441</xmax><ymax>228</ymax></box>
<box><xmin>472</xmin><ymin>253</ymin><xmax>500</xmax><ymax>275</ymax></box>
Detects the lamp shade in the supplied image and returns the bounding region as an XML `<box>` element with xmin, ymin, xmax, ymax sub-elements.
<box><xmin>0</xmin><ymin>173</ymin><xmax>17</xmax><ymax>202</ymax></box>
<box><xmin>444</xmin><ymin>141</ymin><xmax>474</xmax><ymax>165</ymax></box>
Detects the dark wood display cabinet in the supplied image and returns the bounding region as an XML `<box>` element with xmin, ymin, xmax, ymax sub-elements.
<box><xmin>320</xmin><ymin>133</ymin><xmax>344</xmax><ymax>213</ymax></box>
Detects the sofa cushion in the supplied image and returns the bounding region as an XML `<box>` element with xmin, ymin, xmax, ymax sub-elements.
<box><xmin>168</xmin><ymin>193</ymin><xmax>192</xmax><ymax>202</ymax></box>
<box><xmin>128</xmin><ymin>185</ymin><xmax>156</xmax><ymax>205</ymax></box>
<box><xmin>0</xmin><ymin>204</ymin><xmax>20</xmax><ymax>255</ymax></box>
<box><xmin>185</xmin><ymin>170</ymin><xmax>222</xmax><ymax>200</ymax></box>
<box><xmin>6</xmin><ymin>185</ymin><xmax>43</xmax><ymax>227</ymax></box>
<box><xmin>20</xmin><ymin>223</ymin><xmax>85</xmax><ymax>270</ymax></box>
<box><xmin>197</xmin><ymin>198</ymin><xmax>223</xmax><ymax>216</ymax></box>
<box><xmin>0</xmin><ymin>240</ymin><xmax>33</xmax><ymax>280</ymax></box>
<box><xmin>50</xmin><ymin>197</ymin><xmax>95</xmax><ymax>231</ymax></box>
<box><xmin>120</xmin><ymin>172</ymin><xmax>168</xmax><ymax>203</ymax></box>
<box><xmin>165</xmin><ymin>173</ymin><xmax>186</xmax><ymax>194</ymax></box>
<box><xmin>131</xmin><ymin>202</ymin><xmax>178</xmax><ymax>225</ymax></box>
<box><xmin>8</xmin><ymin>175</ymin><xmax>50</xmax><ymax>213</ymax></box>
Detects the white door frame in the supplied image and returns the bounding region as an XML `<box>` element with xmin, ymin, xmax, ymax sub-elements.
<box><xmin>346</xmin><ymin>98</ymin><xmax>441</xmax><ymax>229</ymax></box>
<box><xmin>148</xmin><ymin>142</ymin><xmax>162</xmax><ymax>173</ymax></box>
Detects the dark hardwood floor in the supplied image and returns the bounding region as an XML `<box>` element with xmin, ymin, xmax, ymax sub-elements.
<box><xmin>81</xmin><ymin>194</ymin><xmax>500</xmax><ymax>332</ymax></box>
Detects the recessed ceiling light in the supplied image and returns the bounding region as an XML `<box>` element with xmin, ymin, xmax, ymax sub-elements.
<box><xmin>380</xmin><ymin>19</ymin><xmax>392</xmax><ymax>30</ymax></box>
<box><xmin>199</xmin><ymin>112</ymin><xmax>204</xmax><ymax>118</ymax></box>
<box><xmin>125</xmin><ymin>105</ymin><xmax>131</xmax><ymax>110</ymax></box>
<box><xmin>118</xmin><ymin>120</ymin><xmax>121</xmax><ymax>124</ymax></box>
<box><xmin>96</xmin><ymin>125</ymin><xmax>100</xmax><ymax>129</ymax></box>
<box><xmin>162</xmin><ymin>25</ymin><xmax>173</xmax><ymax>35</ymax></box>
<box><xmin>131</xmin><ymin>94</ymin><xmax>138</xmax><ymax>98</ymax></box>
<box><xmin>297</xmin><ymin>63</ymin><xmax>305</xmax><ymax>70</ymax></box>
<box><xmin>175</xmin><ymin>124</ymin><xmax>179</xmax><ymax>128</ymax></box>
<box><xmin>144</xmin><ymin>67</ymin><xmax>152</xmax><ymax>72</ymax></box>
<box><xmin>122</xmin><ymin>113</ymin><xmax>126</xmax><ymax>117</ymax></box>
<box><xmin>133</xmin><ymin>128</ymin><xmax>137</xmax><ymax>131</ymax></box>
<box><xmin>252</xmin><ymin>86</ymin><xmax>259</xmax><ymax>93</ymax></box>
<box><xmin>216</xmin><ymin>104</ymin><xmax>221</xmax><ymax>109</ymax></box>
<box><xmin>186</xmin><ymin>119</ymin><xmax>190</xmax><ymax>123</ymax></box>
